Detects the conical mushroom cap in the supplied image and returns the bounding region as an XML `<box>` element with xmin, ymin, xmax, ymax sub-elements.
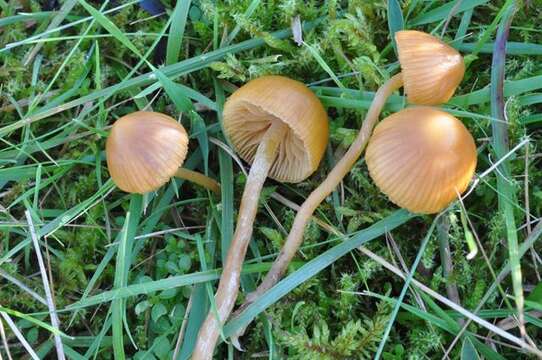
<box><xmin>396</xmin><ymin>30</ymin><xmax>465</xmax><ymax>105</ymax></box>
<box><xmin>366</xmin><ymin>107</ymin><xmax>477</xmax><ymax>214</ymax></box>
<box><xmin>106</xmin><ymin>111</ymin><xmax>188</xmax><ymax>194</ymax></box>
<box><xmin>223</xmin><ymin>76</ymin><xmax>329</xmax><ymax>183</ymax></box>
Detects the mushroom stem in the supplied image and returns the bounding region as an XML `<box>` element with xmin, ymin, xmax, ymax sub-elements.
<box><xmin>192</xmin><ymin>120</ymin><xmax>288</xmax><ymax>360</ymax></box>
<box><xmin>174</xmin><ymin>168</ymin><xmax>221</xmax><ymax>194</ymax></box>
<box><xmin>238</xmin><ymin>73</ymin><xmax>404</xmax><ymax>315</ymax></box>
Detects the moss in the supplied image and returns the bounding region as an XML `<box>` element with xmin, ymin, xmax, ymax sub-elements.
<box><xmin>2</xmin><ymin>0</ymin><xmax>542</xmax><ymax>358</ymax></box>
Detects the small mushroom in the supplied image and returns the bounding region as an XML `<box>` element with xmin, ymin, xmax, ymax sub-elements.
<box><xmin>106</xmin><ymin>111</ymin><xmax>219</xmax><ymax>194</ymax></box>
<box><xmin>396</xmin><ymin>30</ymin><xmax>465</xmax><ymax>105</ymax></box>
<box><xmin>192</xmin><ymin>75</ymin><xmax>328</xmax><ymax>359</ymax></box>
<box><xmin>366</xmin><ymin>107</ymin><xmax>477</xmax><ymax>213</ymax></box>
<box><xmin>235</xmin><ymin>30</ymin><xmax>466</xmax><ymax>318</ymax></box>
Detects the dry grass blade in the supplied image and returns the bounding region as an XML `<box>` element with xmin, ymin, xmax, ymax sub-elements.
<box><xmin>172</xmin><ymin>286</ymin><xmax>195</xmax><ymax>360</ymax></box>
<box><xmin>4</xmin><ymin>2</ymin><xmax>542</xmax><ymax>358</ymax></box>
<box><xmin>357</xmin><ymin>247</ymin><xmax>542</xmax><ymax>357</ymax></box>
<box><xmin>461</xmin><ymin>137</ymin><xmax>530</xmax><ymax>200</ymax></box>
<box><xmin>386</xmin><ymin>233</ymin><xmax>427</xmax><ymax>311</ymax></box>
<box><xmin>271</xmin><ymin>190</ymin><xmax>542</xmax><ymax>357</ymax></box>
<box><xmin>0</xmin><ymin>318</ymin><xmax>13</xmax><ymax>360</ymax></box>
<box><xmin>25</xmin><ymin>211</ymin><xmax>65</xmax><ymax>360</ymax></box>
<box><xmin>0</xmin><ymin>269</ymin><xmax>46</xmax><ymax>306</ymax></box>
<box><xmin>0</xmin><ymin>313</ymin><xmax>39</xmax><ymax>360</ymax></box>
<box><xmin>23</xmin><ymin>0</ymin><xmax>78</xmax><ymax>66</ymax></box>
<box><xmin>443</xmin><ymin>218</ymin><xmax>542</xmax><ymax>355</ymax></box>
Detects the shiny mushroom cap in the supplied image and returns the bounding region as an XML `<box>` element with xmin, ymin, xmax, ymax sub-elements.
<box><xmin>223</xmin><ymin>75</ymin><xmax>329</xmax><ymax>183</ymax></box>
<box><xmin>366</xmin><ymin>107</ymin><xmax>477</xmax><ymax>214</ymax></box>
<box><xmin>396</xmin><ymin>30</ymin><xmax>465</xmax><ymax>105</ymax></box>
<box><xmin>106</xmin><ymin>111</ymin><xmax>188</xmax><ymax>194</ymax></box>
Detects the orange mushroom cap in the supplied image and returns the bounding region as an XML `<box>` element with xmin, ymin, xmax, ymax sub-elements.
<box><xmin>366</xmin><ymin>107</ymin><xmax>477</xmax><ymax>214</ymax></box>
<box><xmin>396</xmin><ymin>30</ymin><xmax>465</xmax><ymax>105</ymax></box>
<box><xmin>106</xmin><ymin>111</ymin><xmax>188</xmax><ymax>194</ymax></box>
<box><xmin>223</xmin><ymin>75</ymin><xmax>329</xmax><ymax>183</ymax></box>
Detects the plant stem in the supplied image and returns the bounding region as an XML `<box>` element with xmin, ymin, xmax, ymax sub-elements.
<box><xmin>239</xmin><ymin>73</ymin><xmax>404</xmax><ymax>316</ymax></box>
<box><xmin>436</xmin><ymin>215</ymin><xmax>462</xmax><ymax>318</ymax></box>
<box><xmin>192</xmin><ymin>120</ymin><xmax>287</xmax><ymax>360</ymax></box>
<box><xmin>174</xmin><ymin>168</ymin><xmax>220</xmax><ymax>194</ymax></box>
<box><xmin>489</xmin><ymin>1</ymin><xmax>526</xmax><ymax>339</ymax></box>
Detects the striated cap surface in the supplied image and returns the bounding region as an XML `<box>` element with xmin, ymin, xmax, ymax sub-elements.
<box><xmin>223</xmin><ymin>76</ymin><xmax>329</xmax><ymax>183</ymax></box>
<box><xmin>106</xmin><ymin>111</ymin><xmax>188</xmax><ymax>193</ymax></box>
<box><xmin>396</xmin><ymin>30</ymin><xmax>465</xmax><ymax>105</ymax></box>
<box><xmin>366</xmin><ymin>107</ymin><xmax>477</xmax><ymax>213</ymax></box>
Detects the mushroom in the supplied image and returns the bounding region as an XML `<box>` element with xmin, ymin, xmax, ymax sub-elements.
<box><xmin>192</xmin><ymin>75</ymin><xmax>328</xmax><ymax>359</ymax></box>
<box><xmin>106</xmin><ymin>111</ymin><xmax>220</xmax><ymax>194</ymax></box>
<box><xmin>235</xmin><ymin>31</ymin><xmax>465</xmax><ymax>318</ymax></box>
<box><xmin>396</xmin><ymin>30</ymin><xmax>465</xmax><ymax>105</ymax></box>
<box><xmin>366</xmin><ymin>107</ymin><xmax>477</xmax><ymax>213</ymax></box>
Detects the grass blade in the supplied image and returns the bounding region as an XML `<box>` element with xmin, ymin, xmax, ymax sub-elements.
<box><xmin>0</xmin><ymin>181</ymin><xmax>115</xmax><ymax>266</ymax></box>
<box><xmin>387</xmin><ymin>0</ymin><xmax>404</xmax><ymax>55</ymax></box>
<box><xmin>23</xmin><ymin>0</ymin><xmax>77</xmax><ymax>66</ymax></box>
<box><xmin>166</xmin><ymin>0</ymin><xmax>191</xmax><ymax>65</ymax></box>
<box><xmin>111</xmin><ymin>195</ymin><xmax>143</xmax><ymax>359</ymax></box>
<box><xmin>455</xmin><ymin>8</ymin><xmax>473</xmax><ymax>44</ymax></box>
<box><xmin>374</xmin><ymin>217</ymin><xmax>438</xmax><ymax>359</ymax></box>
<box><xmin>456</xmin><ymin>41</ymin><xmax>542</xmax><ymax>55</ymax></box>
<box><xmin>0</xmin><ymin>12</ymin><xmax>58</xmax><ymax>28</ymax></box>
<box><xmin>303</xmin><ymin>41</ymin><xmax>345</xmax><ymax>88</ymax></box>
<box><xmin>224</xmin><ymin>0</ymin><xmax>261</xmax><ymax>45</ymax></box>
<box><xmin>25</xmin><ymin>210</ymin><xmax>65</xmax><ymax>360</ymax></box>
<box><xmin>216</xmin><ymin>85</ymin><xmax>234</xmax><ymax>263</ymax></box>
<box><xmin>0</xmin><ymin>312</ymin><xmax>39</xmax><ymax>360</ymax></box>
<box><xmin>66</xmin><ymin>263</ymin><xmax>273</xmax><ymax>310</ymax></box>
<box><xmin>410</xmin><ymin>0</ymin><xmax>488</xmax><ymax>26</ymax></box>
<box><xmin>489</xmin><ymin>1</ymin><xmax>526</xmax><ymax>339</ymax></box>
<box><xmin>2</xmin><ymin>18</ymin><xmax>323</xmax><ymax>136</ymax></box>
<box><xmin>0</xmin><ymin>306</ymin><xmax>65</xmax><ymax>336</ymax></box>
<box><xmin>224</xmin><ymin>210</ymin><xmax>416</xmax><ymax>336</ymax></box>
<box><xmin>75</xmin><ymin>0</ymin><xmax>143</xmax><ymax>58</ymax></box>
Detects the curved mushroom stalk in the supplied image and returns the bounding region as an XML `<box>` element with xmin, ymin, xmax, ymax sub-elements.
<box><xmin>192</xmin><ymin>121</ymin><xmax>287</xmax><ymax>359</ymax></box>
<box><xmin>106</xmin><ymin>111</ymin><xmax>220</xmax><ymax>194</ymax></box>
<box><xmin>234</xmin><ymin>30</ymin><xmax>466</xmax><ymax>329</ymax></box>
<box><xmin>174</xmin><ymin>168</ymin><xmax>220</xmax><ymax>194</ymax></box>
<box><xmin>192</xmin><ymin>76</ymin><xmax>328</xmax><ymax>359</ymax></box>
<box><xmin>236</xmin><ymin>73</ymin><xmax>404</xmax><ymax>316</ymax></box>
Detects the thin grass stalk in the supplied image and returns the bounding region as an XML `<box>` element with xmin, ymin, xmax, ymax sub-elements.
<box><xmin>374</xmin><ymin>216</ymin><xmax>440</xmax><ymax>359</ymax></box>
<box><xmin>488</xmin><ymin>1</ymin><xmax>527</xmax><ymax>339</ymax></box>
<box><xmin>436</xmin><ymin>215</ymin><xmax>462</xmax><ymax>308</ymax></box>
<box><xmin>0</xmin><ymin>18</ymin><xmax>323</xmax><ymax>137</ymax></box>
<box><xmin>0</xmin><ymin>317</ymin><xmax>13</xmax><ymax>360</ymax></box>
<box><xmin>0</xmin><ymin>269</ymin><xmax>46</xmax><ymax>306</ymax></box>
<box><xmin>25</xmin><ymin>211</ymin><xmax>65</xmax><ymax>360</ymax></box>
<box><xmin>443</xmin><ymin>218</ymin><xmax>542</xmax><ymax>356</ymax></box>
<box><xmin>223</xmin><ymin>210</ymin><xmax>415</xmax><ymax>338</ymax></box>
<box><xmin>0</xmin><ymin>313</ymin><xmax>39</xmax><ymax>360</ymax></box>
<box><xmin>358</xmin><ymin>248</ymin><xmax>542</xmax><ymax>357</ymax></box>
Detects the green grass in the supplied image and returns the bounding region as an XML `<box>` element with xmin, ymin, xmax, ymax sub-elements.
<box><xmin>1</xmin><ymin>0</ymin><xmax>541</xmax><ymax>359</ymax></box>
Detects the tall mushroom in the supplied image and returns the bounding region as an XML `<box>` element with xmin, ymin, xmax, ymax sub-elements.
<box><xmin>106</xmin><ymin>111</ymin><xmax>220</xmax><ymax>194</ymax></box>
<box><xmin>235</xmin><ymin>30</ymin><xmax>466</xmax><ymax>320</ymax></box>
<box><xmin>192</xmin><ymin>75</ymin><xmax>328</xmax><ymax>359</ymax></box>
<box><xmin>366</xmin><ymin>106</ymin><xmax>477</xmax><ymax>213</ymax></box>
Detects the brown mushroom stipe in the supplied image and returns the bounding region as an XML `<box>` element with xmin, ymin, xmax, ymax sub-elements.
<box><xmin>192</xmin><ymin>76</ymin><xmax>328</xmax><ymax>359</ymax></box>
<box><xmin>106</xmin><ymin>111</ymin><xmax>220</xmax><ymax>194</ymax></box>
<box><xmin>229</xmin><ymin>30</ymin><xmax>466</xmax><ymax>333</ymax></box>
<box><xmin>366</xmin><ymin>107</ymin><xmax>477</xmax><ymax>213</ymax></box>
